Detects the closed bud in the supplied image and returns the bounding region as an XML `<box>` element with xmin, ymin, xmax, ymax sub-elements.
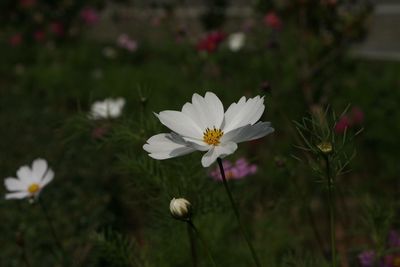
<box><xmin>170</xmin><ymin>198</ymin><xmax>191</xmax><ymax>220</ymax></box>
<box><xmin>317</xmin><ymin>141</ymin><xmax>333</xmax><ymax>154</ymax></box>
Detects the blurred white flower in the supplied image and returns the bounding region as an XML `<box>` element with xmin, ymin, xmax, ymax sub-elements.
<box><xmin>90</xmin><ymin>98</ymin><xmax>125</xmax><ymax>120</ymax></box>
<box><xmin>170</xmin><ymin>198</ymin><xmax>191</xmax><ymax>220</ymax></box>
<box><xmin>4</xmin><ymin>158</ymin><xmax>54</xmax><ymax>200</ymax></box>
<box><xmin>102</xmin><ymin>46</ymin><xmax>117</xmax><ymax>59</ymax></box>
<box><xmin>143</xmin><ymin>92</ymin><xmax>274</xmax><ymax>167</ymax></box>
<box><xmin>228</xmin><ymin>32</ymin><xmax>245</xmax><ymax>52</ymax></box>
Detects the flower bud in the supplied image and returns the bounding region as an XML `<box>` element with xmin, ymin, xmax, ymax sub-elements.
<box><xmin>317</xmin><ymin>141</ymin><xmax>333</xmax><ymax>154</ymax></box>
<box><xmin>170</xmin><ymin>198</ymin><xmax>191</xmax><ymax>220</ymax></box>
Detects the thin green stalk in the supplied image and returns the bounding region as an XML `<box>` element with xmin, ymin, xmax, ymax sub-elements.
<box><xmin>187</xmin><ymin>220</ymin><xmax>217</xmax><ymax>267</ymax></box>
<box><xmin>187</xmin><ymin>222</ymin><xmax>198</xmax><ymax>267</ymax></box>
<box><xmin>217</xmin><ymin>158</ymin><xmax>262</xmax><ymax>267</ymax></box>
<box><xmin>38</xmin><ymin>198</ymin><xmax>66</xmax><ymax>265</ymax></box>
<box><xmin>324</xmin><ymin>156</ymin><xmax>337</xmax><ymax>267</ymax></box>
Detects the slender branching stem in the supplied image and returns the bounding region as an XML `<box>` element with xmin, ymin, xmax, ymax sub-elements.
<box><xmin>217</xmin><ymin>158</ymin><xmax>262</xmax><ymax>267</ymax></box>
<box><xmin>324</xmin><ymin>155</ymin><xmax>337</xmax><ymax>267</ymax></box>
<box><xmin>187</xmin><ymin>222</ymin><xmax>198</xmax><ymax>267</ymax></box>
<box><xmin>187</xmin><ymin>220</ymin><xmax>217</xmax><ymax>267</ymax></box>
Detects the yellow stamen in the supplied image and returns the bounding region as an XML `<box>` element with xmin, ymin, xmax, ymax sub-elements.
<box><xmin>203</xmin><ymin>127</ymin><xmax>224</xmax><ymax>146</ymax></box>
<box><xmin>28</xmin><ymin>183</ymin><xmax>40</xmax><ymax>194</ymax></box>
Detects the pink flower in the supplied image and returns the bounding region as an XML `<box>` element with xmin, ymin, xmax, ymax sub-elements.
<box><xmin>264</xmin><ymin>11</ymin><xmax>282</xmax><ymax>30</ymax></box>
<box><xmin>196</xmin><ymin>31</ymin><xmax>225</xmax><ymax>53</ymax></box>
<box><xmin>50</xmin><ymin>22</ymin><xmax>64</xmax><ymax>37</ymax></box>
<box><xmin>33</xmin><ymin>30</ymin><xmax>45</xmax><ymax>42</ymax></box>
<box><xmin>9</xmin><ymin>34</ymin><xmax>22</xmax><ymax>47</ymax></box>
<box><xmin>210</xmin><ymin>158</ymin><xmax>257</xmax><ymax>181</ymax></box>
<box><xmin>80</xmin><ymin>7</ymin><xmax>99</xmax><ymax>26</ymax></box>
<box><xmin>358</xmin><ymin>250</ymin><xmax>376</xmax><ymax>267</ymax></box>
<box><xmin>117</xmin><ymin>34</ymin><xmax>138</xmax><ymax>52</ymax></box>
<box><xmin>334</xmin><ymin>115</ymin><xmax>351</xmax><ymax>134</ymax></box>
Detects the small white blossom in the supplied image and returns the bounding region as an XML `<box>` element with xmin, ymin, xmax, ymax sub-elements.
<box><xmin>170</xmin><ymin>198</ymin><xmax>191</xmax><ymax>220</ymax></box>
<box><xmin>90</xmin><ymin>98</ymin><xmax>125</xmax><ymax>120</ymax></box>
<box><xmin>228</xmin><ymin>32</ymin><xmax>245</xmax><ymax>52</ymax></box>
<box><xmin>4</xmin><ymin>158</ymin><xmax>54</xmax><ymax>200</ymax></box>
<box><xmin>143</xmin><ymin>92</ymin><xmax>274</xmax><ymax>167</ymax></box>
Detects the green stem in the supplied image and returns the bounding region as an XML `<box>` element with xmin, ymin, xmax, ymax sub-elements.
<box><xmin>217</xmin><ymin>158</ymin><xmax>262</xmax><ymax>267</ymax></box>
<box><xmin>187</xmin><ymin>222</ymin><xmax>198</xmax><ymax>267</ymax></box>
<box><xmin>187</xmin><ymin>220</ymin><xmax>217</xmax><ymax>267</ymax></box>
<box><xmin>324</xmin><ymin>156</ymin><xmax>337</xmax><ymax>267</ymax></box>
<box><xmin>38</xmin><ymin>198</ymin><xmax>66</xmax><ymax>265</ymax></box>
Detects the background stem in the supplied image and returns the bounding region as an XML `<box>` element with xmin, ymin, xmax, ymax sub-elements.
<box><xmin>187</xmin><ymin>222</ymin><xmax>198</xmax><ymax>267</ymax></box>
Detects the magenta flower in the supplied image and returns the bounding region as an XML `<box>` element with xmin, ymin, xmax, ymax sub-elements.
<box><xmin>334</xmin><ymin>115</ymin><xmax>351</xmax><ymax>134</ymax></box>
<box><xmin>210</xmin><ymin>157</ymin><xmax>257</xmax><ymax>181</ymax></box>
<box><xmin>80</xmin><ymin>7</ymin><xmax>99</xmax><ymax>26</ymax></box>
<box><xmin>264</xmin><ymin>11</ymin><xmax>282</xmax><ymax>30</ymax></box>
<box><xmin>196</xmin><ymin>31</ymin><xmax>226</xmax><ymax>53</ymax></box>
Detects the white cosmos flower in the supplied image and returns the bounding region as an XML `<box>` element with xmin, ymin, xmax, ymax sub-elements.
<box><xmin>4</xmin><ymin>158</ymin><xmax>54</xmax><ymax>200</ymax></box>
<box><xmin>143</xmin><ymin>92</ymin><xmax>274</xmax><ymax>167</ymax></box>
<box><xmin>228</xmin><ymin>32</ymin><xmax>245</xmax><ymax>52</ymax></box>
<box><xmin>90</xmin><ymin>97</ymin><xmax>125</xmax><ymax>120</ymax></box>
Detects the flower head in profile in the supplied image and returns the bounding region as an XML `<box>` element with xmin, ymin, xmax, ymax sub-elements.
<box><xmin>143</xmin><ymin>92</ymin><xmax>274</xmax><ymax>167</ymax></box>
<box><xmin>228</xmin><ymin>32</ymin><xmax>246</xmax><ymax>52</ymax></box>
<box><xmin>89</xmin><ymin>98</ymin><xmax>125</xmax><ymax>120</ymax></box>
<box><xmin>4</xmin><ymin>158</ymin><xmax>54</xmax><ymax>200</ymax></box>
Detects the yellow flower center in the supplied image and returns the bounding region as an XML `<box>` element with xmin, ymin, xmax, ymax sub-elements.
<box><xmin>28</xmin><ymin>183</ymin><xmax>40</xmax><ymax>194</ymax></box>
<box><xmin>203</xmin><ymin>127</ymin><xmax>223</xmax><ymax>146</ymax></box>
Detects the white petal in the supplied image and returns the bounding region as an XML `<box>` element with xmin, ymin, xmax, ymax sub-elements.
<box><xmin>31</xmin><ymin>158</ymin><xmax>48</xmax><ymax>182</ymax></box>
<box><xmin>40</xmin><ymin>169</ymin><xmax>54</xmax><ymax>187</ymax></box>
<box><xmin>223</xmin><ymin>96</ymin><xmax>265</xmax><ymax>133</ymax></box>
<box><xmin>201</xmin><ymin>142</ymin><xmax>238</xmax><ymax>167</ymax></box>
<box><xmin>222</xmin><ymin>122</ymin><xmax>274</xmax><ymax>143</ymax></box>
<box><xmin>16</xmin><ymin>166</ymin><xmax>32</xmax><ymax>185</ymax></box>
<box><xmin>143</xmin><ymin>133</ymin><xmax>196</xmax><ymax>160</ymax></box>
<box><xmin>156</xmin><ymin>111</ymin><xmax>203</xmax><ymax>139</ymax></box>
<box><xmin>91</xmin><ymin>101</ymin><xmax>108</xmax><ymax>119</ymax></box>
<box><xmin>182</xmin><ymin>137</ymin><xmax>210</xmax><ymax>151</ymax></box>
<box><xmin>191</xmin><ymin>92</ymin><xmax>224</xmax><ymax>129</ymax></box>
<box><xmin>5</xmin><ymin>191</ymin><xmax>29</xmax><ymax>200</ymax></box>
<box><xmin>204</xmin><ymin>92</ymin><xmax>224</xmax><ymax>128</ymax></box>
<box><xmin>4</xmin><ymin>178</ymin><xmax>26</xmax><ymax>191</ymax></box>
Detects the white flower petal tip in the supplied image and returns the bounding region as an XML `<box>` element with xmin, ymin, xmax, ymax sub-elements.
<box><xmin>89</xmin><ymin>97</ymin><xmax>125</xmax><ymax>120</ymax></box>
<box><xmin>4</xmin><ymin>158</ymin><xmax>54</xmax><ymax>201</ymax></box>
<box><xmin>143</xmin><ymin>92</ymin><xmax>274</xmax><ymax>167</ymax></box>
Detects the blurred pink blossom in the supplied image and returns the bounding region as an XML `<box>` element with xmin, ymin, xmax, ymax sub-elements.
<box><xmin>9</xmin><ymin>34</ymin><xmax>22</xmax><ymax>46</ymax></box>
<box><xmin>80</xmin><ymin>7</ymin><xmax>99</xmax><ymax>25</ymax></box>
<box><xmin>117</xmin><ymin>34</ymin><xmax>138</xmax><ymax>52</ymax></box>
<box><xmin>334</xmin><ymin>115</ymin><xmax>351</xmax><ymax>134</ymax></box>
<box><xmin>264</xmin><ymin>11</ymin><xmax>282</xmax><ymax>30</ymax></box>
<box><xmin>210</xmin><ymin>158</ymin><xmax>257</xmax><ymax>181</ymax></box>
